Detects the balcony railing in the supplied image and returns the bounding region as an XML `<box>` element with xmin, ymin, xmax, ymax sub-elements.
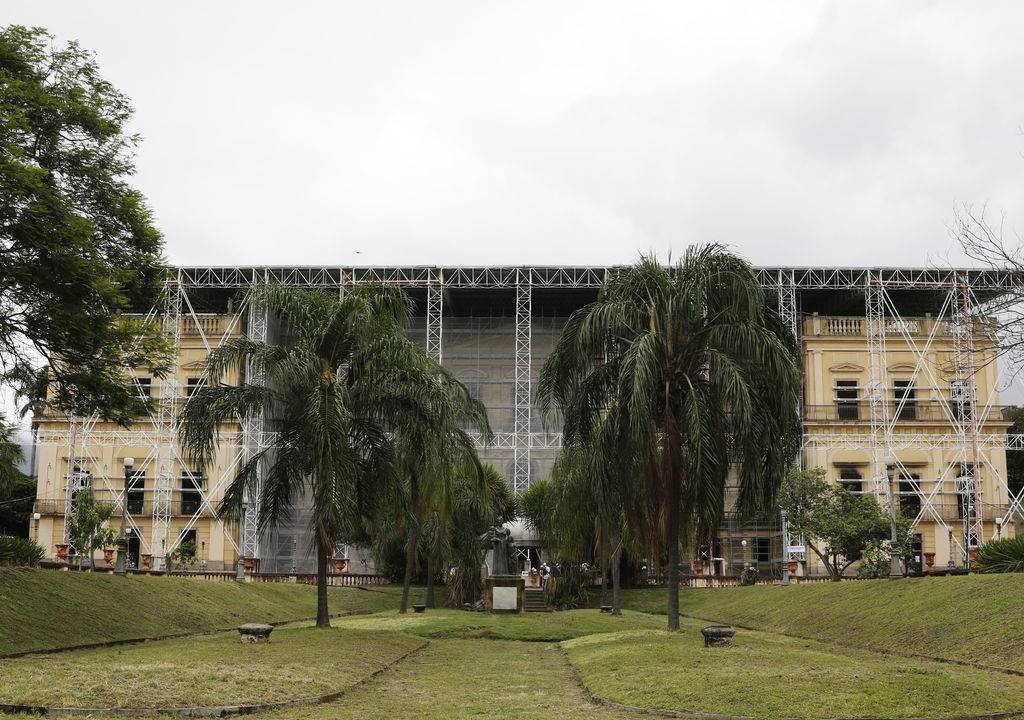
<box><xmin>804</xmin><ymin>401</ymin><xmax>1012</xmax><ymax>424</ymax></box>
<box><xmin>33</xmin><ymin>489</ymin><xmax>217</xmax><ymax>518</ymax></box>
<box><xmin>808</xmin><ymin>315</ymin><xmax>994</xmax><ymax>339</ymax></box>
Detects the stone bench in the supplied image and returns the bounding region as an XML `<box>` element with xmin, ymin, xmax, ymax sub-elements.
<box><xmin>701</xmin><ymin>625</ymin><xmax>735</xmax><ymax>647</ymax></box>
<box><xmin>238</xmin><ymin>623</ymin><xmax>274</xmax><ymax>643</ymax></box>
<box><xmin>413</xmin><ymin>604</ymin><xmax>426</xmax><ymax>613</ymax></box>
<box><xmin>599</xmin><ymin>605</ymin><xmax>613</xmax><ymax>613</ymax></box>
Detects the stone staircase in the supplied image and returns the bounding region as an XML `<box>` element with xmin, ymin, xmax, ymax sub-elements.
<box><xmin>524</xmin><ymin>587</ymin><xmax>548</xmax><ymax>612</ymax></box>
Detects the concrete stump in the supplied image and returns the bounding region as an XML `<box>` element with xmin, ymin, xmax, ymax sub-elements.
<box><xmin>701</xmin><ymin>625</ymin><xmax>735</xmax><ymax>647</ymax></box>
<box><xmin>238</xmin><ymin>623</ymin><xmax>274</xmax><ymax>643</ymax></box>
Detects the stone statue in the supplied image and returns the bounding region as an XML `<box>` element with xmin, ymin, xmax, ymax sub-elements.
<box><xmin>481</xmin><ymin>525</ymin><xmax>515</xmax><ymax>576</ymax></box>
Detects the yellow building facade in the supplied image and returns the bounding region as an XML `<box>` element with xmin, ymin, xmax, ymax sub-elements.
<box><xmin>31</xmin><ymin>314</ymin><xmax>244</xmax><ymax>571</ymax></box>
<box><xmin>799</xmin><ymin>312</ymin><xmax>1015</xmax><ymax>573</ymax></box>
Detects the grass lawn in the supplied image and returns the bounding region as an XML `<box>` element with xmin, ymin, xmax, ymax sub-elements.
<box><xmin>257</xmin><ymin>637</ymin><xmax>653</xmax><ymax>720</ymax></box>
<box><xmin>604</xmin><ymin>574</ymin><xmax>1024</xmax><ymax>672</ymax></box>
<box><xmin>563</xmin><ymin>621</ymin><xmax>1024</xmax><ymax>719</ymax></box>
<box><xmin>335</xmin><ymin>607</ymin><xmax>664</xmax><ymax>641</ymax></box>
<box><xmin>0</xmin><ymin>567</ymin><xmax>405</xmax><ymax>655</ymax></box>
<box><xmin>0</xmin><ymin>626</ymin><xmax>423</xmax><ymax>708</ymax></box>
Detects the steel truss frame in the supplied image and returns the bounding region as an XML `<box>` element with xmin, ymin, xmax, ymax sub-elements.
<box><xmin>513</xmin><ymin>269</ymin><xmax>533</xmax><ymax>494</ymax></box>
<box><xmin>240</xmin><ymin>292</ymin><xmax>268</xmax><ymax>563</ymax></box>
<box><xmin>37</xmin><ymin>264</ymin><xmax>1024</xmax><ymax>569</ymax></box>
<box><xmin>41</xmin><ymin>279</ymin><xmax>250</xmax><ymax>568</ymax></box>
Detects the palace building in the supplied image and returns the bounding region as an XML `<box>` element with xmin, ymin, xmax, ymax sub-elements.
<box><xmin>28</xmin><ymin>266</ymin><xmax>1023</xmax><ymax>577</ymax></box>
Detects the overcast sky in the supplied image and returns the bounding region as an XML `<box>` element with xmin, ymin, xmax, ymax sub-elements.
<box><xmin>5</xmin><ymin>1</ymin><xmax>1023</xmax><ymax>268</ymax></box>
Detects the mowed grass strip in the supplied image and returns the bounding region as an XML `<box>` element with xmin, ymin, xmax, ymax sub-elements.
<box><xmin>0</xmin><ymin>567</ymin><xmax>404</xmax><ymax>655</ymax></box>
<box><xmin>562</xmin><ymin>622</ymin><xmax>1024</xmax><ymax>719</ymax></box>
<box><xmin>607</xmin><ymin>574</ymin><xmax>1024</xmax><ymax>672</ymax></box>
<box><xmin>256</xmin><ymin>638</ymin><xmax>653</xmax><ymax>720</ymax></box>
<box><xmin>335</xmin><ymin>607</ymin><xmax>664</xmax><ymax>641</ymax></box>
<box><xmin>0</xmin><ymin>626</ymin><xmax>423</xmax><ymax>709</ymax></box>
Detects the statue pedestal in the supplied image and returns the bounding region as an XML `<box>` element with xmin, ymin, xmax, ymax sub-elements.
<box><xmin>485</xmin><ymin>575</ymin><xmax>525</xmax><ymax>613</ymax></box>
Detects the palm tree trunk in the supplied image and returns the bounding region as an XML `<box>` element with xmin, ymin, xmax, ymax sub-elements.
<box><xmin>315</xmin><ymin>534</ymin><xmax>331</xmax><ymax>628</ymax></box>
<box><xmin>426</xmin><ymin>540</ymin><xmax>437</xmax><ymax>608</ymax></box>
<box><xmin>400</xmin><ymin>524</ymin><xmax>421</xmax><ymax>614</ymax></box>
<box><xmin>599</xmin><ymin>528</ymin><xmax>609</xmax><ymax>607</ymax></box>
<box><xmin>611</xmin><ymin>538</ymin><xmax>622</xmax><ymax>615</ymax></box>
<box><xmin>665</xmin><ymin>416</ymin><xmax>682</xmax><ymax>632</ymax></box>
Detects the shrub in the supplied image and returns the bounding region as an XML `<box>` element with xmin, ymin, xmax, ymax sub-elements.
<box><xmin>544</xmin><ymin>563</ymin><xmax>591</xmax><ymax>609</ymax></box>
<box><xmin>0</xmin><ymin>535</ymin><xmax>44</xmax><ymax>566</ymax></box>
<box><xmin>976</xmin><ymin>536</ymin><xmax>1024</xmax><ymax>574</ymax></box>
<box><xmin>857</xmin><ymin>539</ymin><xmax>892</xmax><ymax>578</ymax></box>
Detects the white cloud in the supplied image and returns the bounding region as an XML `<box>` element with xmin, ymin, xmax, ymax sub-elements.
<box><xmin>4</xmin><ymin>0</ymin><xmax>1023</xmax><ymax>267</ymax></box>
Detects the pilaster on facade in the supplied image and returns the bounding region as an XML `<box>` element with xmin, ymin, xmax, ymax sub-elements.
<box><xmin>513</xmin><ymin>269</ymin><xmax>532</xmax><ymax>495</ymax></box>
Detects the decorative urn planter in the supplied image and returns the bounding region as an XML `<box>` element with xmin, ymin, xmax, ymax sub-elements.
<box><xmin>693</xmin><ymin>560</ymin><xmax>704</xmax><ymax>575</ymax></box>
<box><xmin>55</xmin><ymin>544</ymin><xmax>69</xmax><ymax>563</ymax></box>
<box><xmin>141</xmin><ymin>553</ymin><xmax>152</xmax><ymax>570</ymax></box>
<box><xmin>923</xmin><ymin>552</ymin><xmax>936</xmax><ymax>572</ymax></box>
<box><xmin>103</xmin><ymin>547</ymin><xmax>115</xmax><ymax>568</ymax></box>
<box><xmin>969</xmin><ymin>548</ymin><xmax>980</xmax><ymax>565</ymax></box>
<box><xmin>787</xmin><ymin>560</ymin><xmax>799</xmax><ymax>576</ymax></box>
<box><xmin>333</xmin><ymin>557</ymin><xmax>348</xmax><ymax>573</ymax></box>
<box><xmin>243</xmin><ymin>556</ymin><xmax>255</xmax><ymax>571</ymax></box>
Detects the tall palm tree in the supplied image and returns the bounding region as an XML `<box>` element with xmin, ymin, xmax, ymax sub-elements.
<box><xmin>538</xmin><ymin>247</ymin><xmax>801</xmax><ymax>631</ymax></box>
<box><xmin>180</xmin><ymin>285</ymin><xmax>487</xmax><ymax>628</ymax></box>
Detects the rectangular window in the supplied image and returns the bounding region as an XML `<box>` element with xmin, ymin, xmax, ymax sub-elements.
<box><xmin>950</xmin><ymin>381</ymin><xmax>972</xmax><ymax>423</ymax></box>
<box><xmin>838</xmin><ymin>466</ymin><xmax>864</xmax><ymax>494</ymax></box>
<box><xmin>186</xmin><ymin>378</ymin><xmax>206</xmax><ymax>399</ymax></box>
<box><xmin>126</xmin><ymin>472</ymin><xmax>145</xmax><ymax>514</ymax></box>
<box><xmin>955</xmin><ymin>468</ymin><xmax>978</xmax><ymax>521</ymax></box>
<box><xmin>753</xmin><ymin>537</ymin><xmax>771</xmax><ymax>563</ymax></box>
<box><xmin>898</xmin><ymin>475</ymin><xmax>921</xmax><ymax>519</ymax></box>
<box><xmin>180</xmin><ymin>472</ymin><xmax>204</xmax><ymax>515</ymax></box>
<box><xmin>834</xmin><ymin>380</ymin><xmax>860</xmax><ymax>420</ymax></box>
<box><xmin>134</xmin><ymin>377</ymin><xmax>152</xmax><ymax>398</ymax></box>
<box><xmin>893</xmin><ymin>380</ymin><xmax>917</xmax><ymax>421</ymax></box>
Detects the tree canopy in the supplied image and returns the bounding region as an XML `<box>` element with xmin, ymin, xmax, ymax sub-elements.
<box><xmin>1</xmin><ymin>25</ymin><xmax>169</xmax><ymax>424</ymax></box>
<box><xmin>538</xmin><ymin>247</ymin><xmax>802</xmax><ymax>629</ymax></box>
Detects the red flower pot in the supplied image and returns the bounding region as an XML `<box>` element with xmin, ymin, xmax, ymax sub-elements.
<box><xmin>103</xmin><ymin>548</ymin><xmax>115</xmax><ymax>568</ymax></box>
<box><xmin>243</xmin><ymin>556</ymin><xmax>254</xmax><ymax>571</ymax></box>
<box><xmin>693</xmin><ymin>560</ymin><xmax>704</xmax><ymax>575</ymax></box>
<box><xmin>56</xmin><ymin>544</ymin><xmax>69</xmax><ymax>563</ymax></box>
<box><xmin>333</xmin><ymin>557</ymin><xmax>348</xmax><ymax>574</ymax></box>
<box><xmin>787</xmin><ymin>560</ymin><xmax>799</xmax><ymax>576</ymax></box>
<box><xmin>923</xmin><ymin>552</ymin><xmax>935</xmax><ymax>572</ymax></box>
<box><xmin>141</xmin><ymin>553</ymin><xmax>152</xmax><ymax>570</ymax></box>
<box><xmin>969</xmin><ymin>548</ymin><xmax>980</xmax><ymax>566</ymax></box>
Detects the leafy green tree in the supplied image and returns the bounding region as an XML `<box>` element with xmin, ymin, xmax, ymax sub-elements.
<box><xmin>1</xmin><ymin>26</ymin><xmax>171</xmax><ymax>423</ymax></box>
<box><xmin>779</xmin><ymin>466</ymin><xmax>910</xmax><ymax>579</ymax></box>
<box><xmin>538</xmin><ymin>247</ymin><xmax>802</xmax><ymax>630</ymax></box>
<box><xmin>0</xmin><ymin>417</ymin><xmax>34</xmax><ymax>537</ymax></box>
<box><xmin>444</xmin><ymin>463</ymin><xmax>516</xmax><ymax>607</ymax></box>
<box><xmin>390</xmin><ymin>387</ymin><xmax>490</xmax><ymax>614</ymax></box>
<box><xmin>181</xmin><ymin>285</ymin><xmax>486</xmax><ymax>628</ymax></box>
<box><xmin>66</xmin><ymin>489</ymin><xmax>116</xmax><ymax>569</ymax></box>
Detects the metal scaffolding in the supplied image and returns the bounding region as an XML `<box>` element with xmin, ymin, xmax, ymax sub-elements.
<box><xmin>513</xmin><ymin>269</ymin><xmax>533</xmax><ymax>494</ymax></box>
<box><xmin>240</xmin><ymin>291</ymin><xmax>268</xmax><ymax>564</ymax></box>
<box><xmin>31</xmin><ymin>263</ymin><xmax>1024</xmax><ymax>572</ymax></box>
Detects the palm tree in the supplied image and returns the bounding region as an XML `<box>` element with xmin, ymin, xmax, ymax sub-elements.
<box><xmin>180</xmin><ymin>285</ymin><xmax>486</xmax><ymax>628</ymax></box>
<box><xmin>444</xmin><ymin>463</ymin><xmax>517</xmax><ymax>607</ymax></box>
<box><xmin>538</xmin><ymin>247</ymin><xmax>801</xmax><ymax>631</ymax></box>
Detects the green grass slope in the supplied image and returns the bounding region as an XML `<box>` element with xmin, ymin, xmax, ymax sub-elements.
<box><xmin>609</xmin><ymin>574</ymin><xmax>1024</xmax><ymax>672</ymax></box>
<box><xmin>0</xmin><ymin>567</ymin><xmax>404</xmax><ymax>655</ymax></box>
<box><xmin>563</xmin><ymin>624</ymin><xmax>1024</xmax><ymax>719</ymax></box>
